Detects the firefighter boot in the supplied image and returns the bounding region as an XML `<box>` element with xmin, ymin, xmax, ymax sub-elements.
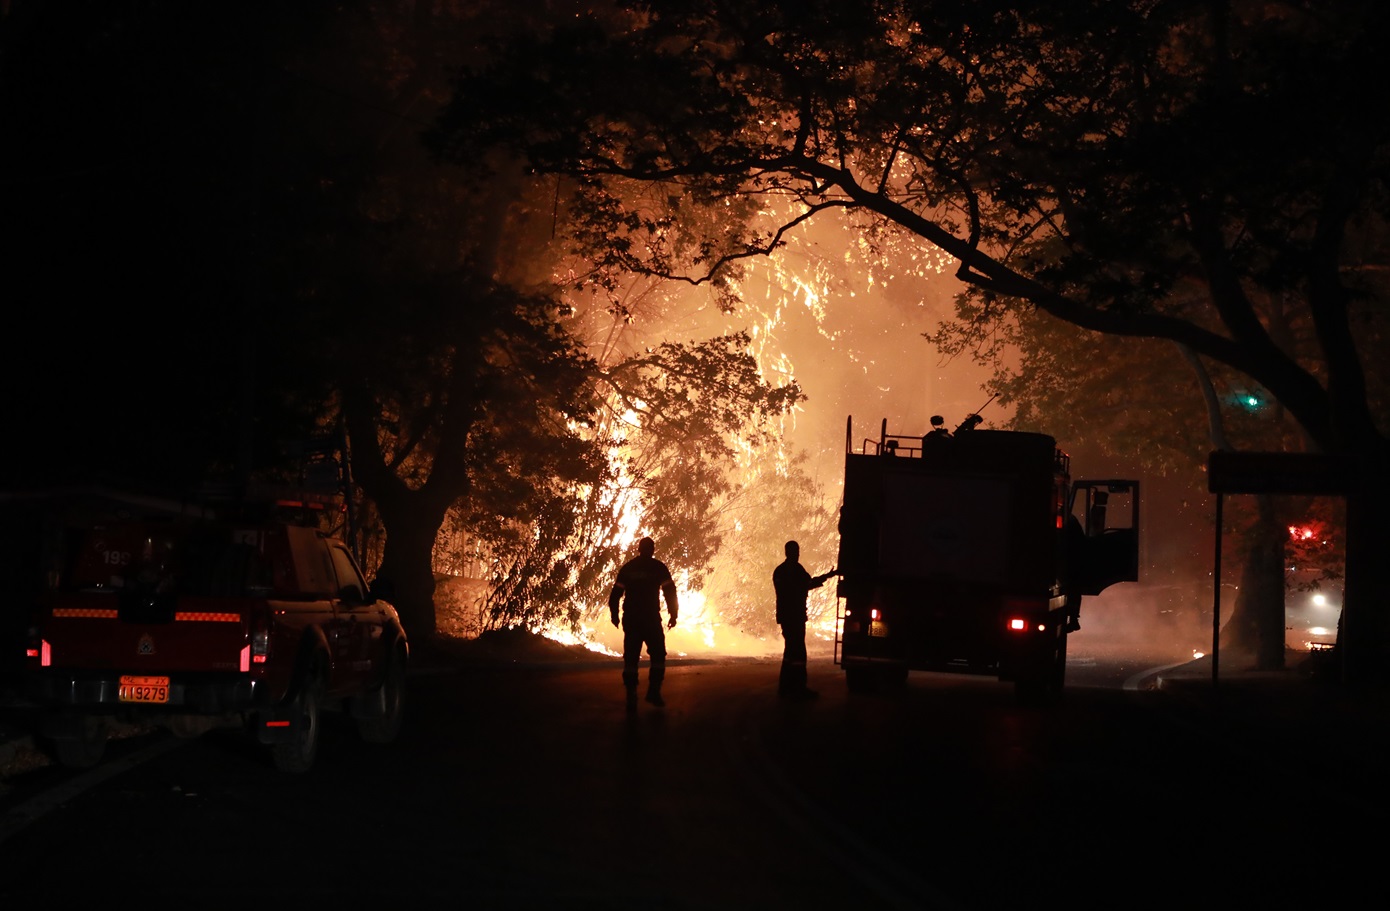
<box><xmin>646</xmin><ymin>659</ymin><xmax>666</xmax><ymax>707</ymax></box>
<box><xmin>625</xmin><ymin>683</ymin><xmax>638</xmax><ymax>712</ymax></box>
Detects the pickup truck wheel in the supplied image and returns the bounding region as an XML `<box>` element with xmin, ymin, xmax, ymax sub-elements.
<box><xmin>53</xmin><ymin>717</ymin><xmax>107</xmax><ymax>769</ymax></box>
<box><xmin>356</xmin><ymin>653</ymin><xmax>405</xmax><ymax>744</ymax></box>
<box><xmin>271</xmin><ymin>675</ymin><xmax>322</xmax><ymax>774</ymax></box>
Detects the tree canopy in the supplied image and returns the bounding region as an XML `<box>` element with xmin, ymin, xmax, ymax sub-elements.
<box><xmin>430</xmin><ymin>0</ymin><xmax>1390</xmax><ymax>676</ymax></box>
<box><xmin>0</xmin><ymin>1</ymin><xmax>817</xmax><ymax>644</ymax></box>
<box><xmin>252</xmin><ymin>1</ymin><xmax>810</xmax><ymax>638</ymax></box>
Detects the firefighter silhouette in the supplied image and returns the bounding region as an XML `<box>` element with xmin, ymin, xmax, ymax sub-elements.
<box><xmin>924</xmin><ymin>414</ymin><xmax>952</xmax><ymax>442</ymax></box>
<box><xmin>609</xmin><ymin>536</ymin><xmax>679</xmax><ymax>709</ymax></box>
<box><xmin>773</xmin><ymin>540</ymin><xmax>836</xmax><ymax>699</ymax></box>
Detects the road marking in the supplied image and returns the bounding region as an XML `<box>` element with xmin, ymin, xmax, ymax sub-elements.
<box><xmin>725</xmin><ymin>689</ymin><xmax>966</xmax><ymax>911</ymax></box>
<box><xmin>0</xmin><ymin>736</ymin><xmax>186</xmax><ymax>845</ymax></box>
<box><xmin>1123</xmin><ymin>660</ymin><xmax>1193</xmax><ymax>691</ymax></box>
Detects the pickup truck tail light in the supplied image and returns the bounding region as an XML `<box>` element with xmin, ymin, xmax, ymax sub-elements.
<box><xmin>26</xmin><ymin>633</ymin><xmax>52</xmax><ymax>667</ymax></box>
<box><xmin>242</xmin><ymin>627</ymin><xmax>270</xmax><ymax>672</ymax></box>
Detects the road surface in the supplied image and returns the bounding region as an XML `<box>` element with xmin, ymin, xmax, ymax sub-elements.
<box><xmin>1</xmin><ymin>645</ymin><xmax>1385</xmax><ymax>909</ymax></box>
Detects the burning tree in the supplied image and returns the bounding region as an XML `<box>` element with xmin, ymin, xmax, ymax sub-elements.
<box><xmin>219</xmin><ymin>1</ymin><xmax>812</xmax><ymax>640</ymax></box>
<box><xmin>429</xmin><ymin>0</ymin><xmax>1390</xmax><ymax>681</ymax></box>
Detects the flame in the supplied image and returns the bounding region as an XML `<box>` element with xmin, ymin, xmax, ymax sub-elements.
<box><xmin>526</xmin><ymin>215</ymin><xmax>940</xmax><ymax>662</ymax></box>
<box><xmin>542</xmin><ymin>579</ymin><xmax>783</xmax><ymax>659</ymax></box>
<box><xmin>538</xmin><ymin>621</ymin><xmax>621</xmax><ymax>657</ymax></box>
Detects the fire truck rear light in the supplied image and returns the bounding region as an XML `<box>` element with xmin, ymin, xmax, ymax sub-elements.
<box><xmin>870</xmin><ymin>608</ymin><xmax>882</xmax><ymax>620</ymax></box>
<box><xmin>1007</xmin><ymin>618</ymin><xmax>1028</xmax><ymax>632</ymax></box>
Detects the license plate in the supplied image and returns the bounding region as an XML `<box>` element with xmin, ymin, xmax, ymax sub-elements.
<box><xmin>870</xmin><ymin>620</ymin><xmax>889</xmax><ymax>638</ymax></box>
<box><xmin>119</xmin><ymin>675</ymin><xmax>170</xmax><ymax>704</ymax></box>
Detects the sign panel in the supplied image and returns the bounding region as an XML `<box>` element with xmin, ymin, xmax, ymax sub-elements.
<box><xmin>1207</xmin><ymin>451</ymin><xmax>1356</xmax><ymax>495</ymax></box>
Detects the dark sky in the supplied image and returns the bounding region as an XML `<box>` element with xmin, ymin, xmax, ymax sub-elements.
<box><xmin>1</xmin><ymin>5</ymin><xmax>282</xmax><ymax>491</ymax></box>
<box><xmin>0</xmin><ymin>3</ymin><xmax>989</xmax><ymax>495</ymax></box>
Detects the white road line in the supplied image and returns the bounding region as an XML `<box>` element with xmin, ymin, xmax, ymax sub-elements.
<box><xmin>725</xmin><ymin>690</ymin><xmax>966</xmax><ymax>911</ymax></box>
<box><xmin>1122</xmin><ymin>661</ymin><xmax>1192</xmax><ymax>691</ymax></box>
<box><xmin>0</xmin><ymin>736</ymin><xmax>186</xmax><ymax>845</ymax></box>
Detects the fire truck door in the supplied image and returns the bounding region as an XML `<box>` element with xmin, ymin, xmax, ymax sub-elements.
<box><xmin>1070</xmin><ymin>481</ymin><xmax>1140</xmax><ymax>595</ymax></box>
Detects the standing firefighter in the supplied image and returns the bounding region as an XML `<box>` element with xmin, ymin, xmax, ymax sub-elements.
<box><xmin>609</xmin><ymin>536</ymin><xmax>679</xmax><ymax>709</ymax></box>
<box><xmin>773</xmin><ymin>540</ymin><xmax>836</xmax><ymax>700</ymax></box>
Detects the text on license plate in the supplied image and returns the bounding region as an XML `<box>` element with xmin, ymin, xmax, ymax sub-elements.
<box><xmin>119</xmin><ymin>675</ymin><xmax>170</xmax><ymax>704</ymax></box>
<box><xmin>870</xmin><ymin>620</ymin><xmax>889</xmax><ymax>637</ymax></box>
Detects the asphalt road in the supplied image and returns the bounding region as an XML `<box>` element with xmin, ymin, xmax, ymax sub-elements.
<box><xmin>1</xmin><ymin>645</ymin><xmax>1386</xmax><ymax>910</ymax></box>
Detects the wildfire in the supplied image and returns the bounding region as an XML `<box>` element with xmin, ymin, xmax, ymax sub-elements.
<box><xmin>538</xmin><ymin>621</ymin><xmax>621</xmax><ymax>658</ymax></box>
<box><xmin>542</xmin><ymin>582</ymin><xmax>783</xmax><ymax>659</ymax></box>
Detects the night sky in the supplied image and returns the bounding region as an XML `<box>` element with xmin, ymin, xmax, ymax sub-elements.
<box><xmin>2</xmin><ymin>5</ymin><xmax>269</xmax><ymax>491</ymax></box>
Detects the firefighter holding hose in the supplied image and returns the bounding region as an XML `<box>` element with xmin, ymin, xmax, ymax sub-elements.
<box><xmin>773</xmin><ymin>540</ymin><xmax>836</xmax><ymax>699</ymax></box>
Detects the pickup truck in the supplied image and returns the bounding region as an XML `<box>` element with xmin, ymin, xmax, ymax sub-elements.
<box><xmin>22</xmin><ymin>517</ymin><xmax>408</xmax><ymax>772</ymax></box>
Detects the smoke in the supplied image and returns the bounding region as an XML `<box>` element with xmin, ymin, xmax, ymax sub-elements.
<box><xmin>1073</xmin><ymin>585</ymin><xmax>1214</xmax><ymax>663</ymax></box>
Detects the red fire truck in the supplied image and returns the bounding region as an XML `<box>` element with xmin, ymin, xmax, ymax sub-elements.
<box><xmin>834</xmin><ymin>415</ymin><xmax>1139</xmax><ymax>700</ymax></box>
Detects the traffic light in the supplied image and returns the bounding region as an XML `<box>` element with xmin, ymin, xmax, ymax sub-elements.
<box><xmin>1229</xmin><ymin>387</ymin><xmax>1267</xmax><ymax>413</ymax></box>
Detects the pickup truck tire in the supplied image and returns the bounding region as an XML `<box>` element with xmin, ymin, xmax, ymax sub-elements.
<box><xmin>52</xmin><ymin>716</ymin><xmax>107</xmax><ymax>769</ymax></box>
<box><xmin>271</xmin><ymin>674</ymin><xmax>322</xmax><ymax>774</ymax></box>
<box><xmin>355</xmin><ymin>651</ymin><xmax>405</xmax><ymax>744</ymax></box>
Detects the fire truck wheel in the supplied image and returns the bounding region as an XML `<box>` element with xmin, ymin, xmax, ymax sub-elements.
<box><xmin>271</xmin><ymin>673</ymin><xmax>322</xmax><ymax>774</ymax></box>
<box><xmin>1051</xmin><ymin>630</ymin><xmax>1069</xmax><ymax>694</ymax></box>
<box><xmin>845</xmin><ymin>666</ymin><xmax>878</xmax><ymax>693</ymax></box>
<box><xmin>881</xmin><ymin>665</ymin><xmax>909</xmax><ymax>689</ymax></box>
<box><xmin>52</xmin><ymin>717</ymin><xmax>107</xmax><ymax>769</ymax></box>
<box><xmin>355</xmin><ymin>651</ymin><xmax>405</xmax><ymax>744</ymax></box>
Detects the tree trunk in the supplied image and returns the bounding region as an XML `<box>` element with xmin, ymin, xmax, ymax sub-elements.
<box><xmin>1338</xmin><ymin>459</ymin><xmax>1390</xmax><ymax>684</ymax></box>
<box><xmin>1220</xmin><ymin>494</ymin><xmax>1287</xmax><ymax>670</ymax></box>
<box><xmin>341</xmin><ymin>385</ymin><xmax>471</xmax><ymax>645</ymax></box>
<box><xmin>369</xmin><ymin>485</ymin><xmax>453</xmax><ymax>641</ymax></box>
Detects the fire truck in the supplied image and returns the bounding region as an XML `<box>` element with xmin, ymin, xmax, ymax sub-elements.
<box><xmin>834</xmin><ymin>414</ymin><xmax>1139</xmax><ymax>700</ymax></box>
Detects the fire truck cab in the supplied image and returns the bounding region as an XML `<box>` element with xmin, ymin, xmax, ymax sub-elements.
<box><xmin>834</xmin><ymin>416</ymin><xmax>1139</xmax><ymax>700</ymax></box>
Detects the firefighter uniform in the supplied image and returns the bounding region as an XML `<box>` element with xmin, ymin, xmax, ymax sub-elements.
<box><xmin>609</xmin><ymin>537</ymin><xmax>679</xmax><ymax>707</ymax></box>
